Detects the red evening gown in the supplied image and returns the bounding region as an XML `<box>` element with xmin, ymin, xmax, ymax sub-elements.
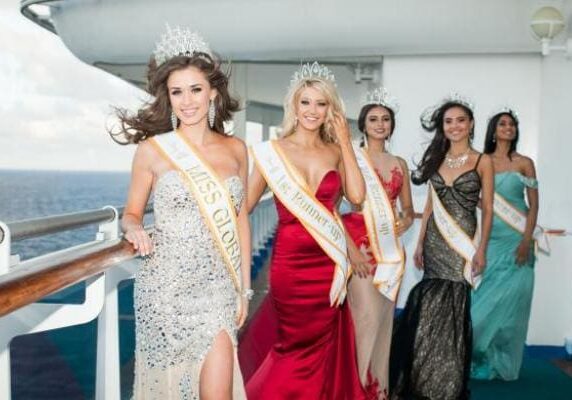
<box><xmin>239</xmin><ymin>170</ymin><xmax>368</xmax><ymax>400</ymax></box>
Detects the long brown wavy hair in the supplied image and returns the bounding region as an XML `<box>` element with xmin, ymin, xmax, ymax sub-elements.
<box><xmin>111</xmin><ymin>53</ymin><xmax>240</xmax><ymax>144</ymax></box>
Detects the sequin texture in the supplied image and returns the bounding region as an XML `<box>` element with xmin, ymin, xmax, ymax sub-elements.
<box><xmin>133</xmin><ymin>171</ymin><xmax>244</xmax><ymax>399</ymax></box>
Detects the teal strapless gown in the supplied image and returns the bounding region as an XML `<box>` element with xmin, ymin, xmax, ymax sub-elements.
<box><xmin>471</xmin><ymin>171</ymin><xmax>537</xmax><ymax>381</ymax></box>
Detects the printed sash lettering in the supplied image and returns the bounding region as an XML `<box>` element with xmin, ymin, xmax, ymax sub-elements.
<box><xmin>430</xmin><ymin>184</ymin><xmax>481</xmax><ymax>288</ymax></box>
<box><xmin>151</xmin><ymin>131</ymin><xmax>242</xmax><ymax>293</ymax></box>
<box><xmin>251</xmin><ymin>141</ymin><xmax>349</xmax><ymax>306</ymax></box>
<box><xmin>354</xmin><ymin>147</ymin><xmax>405</xmax><ymax>301</ymax></box>
<box><xmin>494</xmin><ymin>192</ymin><xmax>550</xmax><ymax>254</ymax></box>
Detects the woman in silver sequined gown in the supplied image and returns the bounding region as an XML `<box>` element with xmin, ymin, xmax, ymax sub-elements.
<box><xmin>390</xmin><ymin>99</ymin><xmax>493</xmax><ymax>400</ymax></box>
<box><xmin>133</xmin><ymin>172</ymin><xmax>246</xmax><ymax>398</ymax></box>
<box><xmin>113</xmin><ymin>27</ymin><xmax>250</xmax><ymax>400</ymax></box>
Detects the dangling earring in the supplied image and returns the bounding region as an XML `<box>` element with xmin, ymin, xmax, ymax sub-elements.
<box><xmin>208</xmin><ymin>99</ymin><xmax>215</xmax><ymax>129</ymax></box>
<box><xmin>294</xmin><ymin>117</ymin><xmax>299</xmax><ymax>128</ymax></box>
<box><xmin>171</xmin><ymin>110</ymin><xmax>178</xmax><ymax>131</ymax></box>
<box><xmin>492</xmin><ymin>135</ymin><xmax>496</xmax><ymax>143</ymax></box>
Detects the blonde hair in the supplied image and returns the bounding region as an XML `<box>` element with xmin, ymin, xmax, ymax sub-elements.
<box><xmin>281</xmin><ymin>78</ymin><xmax>345</xmax><ymax>143</ymax></box>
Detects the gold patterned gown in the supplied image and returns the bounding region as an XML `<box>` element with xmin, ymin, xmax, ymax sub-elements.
<box><xmin>390</xmin><ymin>166</ymin><xmax>481</xmax><ymax>400</ymax></box>
<box><xmin>133</xmin><ymin>171</ymin><xmax>246</xmax><ymax>399</ymax></box>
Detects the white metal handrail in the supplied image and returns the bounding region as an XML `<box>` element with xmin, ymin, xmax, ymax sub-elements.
<box><xmin>0</xmin><ymin>197</ymin><xmax>277</xmax><ymax>399</ymax></box>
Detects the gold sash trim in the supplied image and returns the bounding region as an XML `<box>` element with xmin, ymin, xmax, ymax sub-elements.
<box><xmin>251</xmin><ymin>141</ymin><xmax>349</xmax><ymax>306</ymax></box>
<box><xmin>493</xmin><ymin>192</ymin><xmax>550</xmax><ymax>255</ymax></box>
<box><xmin>151</xmin><ymin>131</ymin><xmax>242</xmax><ymax>293</ymax></box>
<box><xmin>430</xmin><ymin>184</ymin><xmax>481</xmax><ymax>288</ymax></box>
<box><xmin>354</xmin><ymin>147</ymin><xmax>405</xmax><ymax>301</ymax></box>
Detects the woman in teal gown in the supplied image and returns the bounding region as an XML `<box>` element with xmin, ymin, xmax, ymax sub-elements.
<box><xmin>471</xmin><ymin>109</ymin><xmax>539</xmax><ymax>381</ymax></box>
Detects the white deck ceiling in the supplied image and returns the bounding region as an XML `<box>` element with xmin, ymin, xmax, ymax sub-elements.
<box><xmin>23</xmin><ymin>0</ymin><xmax>572</xmax><ymax>83</ymax></box>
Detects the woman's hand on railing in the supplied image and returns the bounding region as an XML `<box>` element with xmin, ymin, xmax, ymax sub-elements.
<box><xmin>124</xmin><ymin>226</ymin><xmax>153</xmax><ymax>256</ymax></box>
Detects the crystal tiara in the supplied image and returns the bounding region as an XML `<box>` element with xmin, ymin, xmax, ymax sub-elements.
<box><xmin>289</xmin><ymin>61</ymin><xmax>336</xmax><ymax>88</ymax></box>
<box><xmin>420</xmin><ymin>92</ymin><xmax>475</xmax><ymax>126</ymax></box>
<box><xmin>488</xmin><ymin>106</ymin><xmax>519</xmax><ymax>123</ymax></box>
<box><xmin>360</xmin><ymin>87</ymin><xmax>400</xmax><ymax>114</ymax></box>
<box><xmin>153</xmin><ymin>24</ymin><xmax>212</xmax><ymax>66</ymax></box>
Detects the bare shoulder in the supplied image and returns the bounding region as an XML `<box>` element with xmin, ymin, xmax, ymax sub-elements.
<box><xmin>215</xmin><ymin>134</ymin><xmax>247</xmax><ymax>158</ymax></box>
<box><xmin>477</xmin><ymin>152</ymin><xmax>493</xmax><ymax>170</ymax></box>
<box><xmin>515</xmin><ymin>153</ymin><xmax>535</xmax><ymax>167</ymax></box>
<box><xmin>133</xmin><ymin>139</ymin><xmax>160</xmax><ymax>167</ymax></box>
<box><xmin>327</xmin><ymin>141</ymin><xmax>344</xmax><ymax>156</ymax></box>
<box><xmin>226</xmin><ymin>135</ymin><xmax>247</xmax><ymax>152</ymax></box>
<box><xmin>514</xmin><ymin>153</ymin><xmax>536</xmax><ymax>175</ymax></box>
<box><xmin>395</xmin><ymin>155</ymin><xmax>410</xmax><ymax>171</ymax></box>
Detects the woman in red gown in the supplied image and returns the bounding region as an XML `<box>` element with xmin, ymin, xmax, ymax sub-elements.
<box><xmin>240</xmin><ymin>62</ymin><xmax>371</xmax><ymax>399</ymax></box>
<box><xmin>342</xmin><ymin>88</ymin><xmax>414</xmax><ymax>399</ymax></box>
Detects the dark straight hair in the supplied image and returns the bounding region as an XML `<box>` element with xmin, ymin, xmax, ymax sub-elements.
<box><xmin>483</xmin><ymin>112</ymin><xmax>519</xmax><ymax>160</ymax></box>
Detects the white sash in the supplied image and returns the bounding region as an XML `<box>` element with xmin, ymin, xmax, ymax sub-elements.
<box><xmin>151</xmin><ymin>131</ymin><xmax>242</xmax><ymax>293</ymax></box>
<box><xmin>493</xmin><ymin>192</ymin><xmax>550</xmax><ymax>254</ymax></box>
<box><xmin>354</xmin><ymin>147</ymin><xmax>405</xmax><ymax>301</ymax></box>
<box><xmin>251</xmin><ymin>141</ymin><xmax>349</xmax><ymax>306</ymax></box>
<box><xmin>430</xmin><ymin>184</ymin><xmax>481</xmax><ymax>288</ymax></box>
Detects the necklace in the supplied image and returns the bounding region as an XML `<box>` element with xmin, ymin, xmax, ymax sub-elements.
<box><xmin>444</xmin><ymin>148</ymin><xmax>470</xmax><ymax>169</ymax></box>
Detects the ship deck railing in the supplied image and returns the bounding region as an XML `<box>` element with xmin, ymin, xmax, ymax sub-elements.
<box><xmin>0</xmin><ymin>196</ymin><xmax>277</xmax><ymax>399</ymax></box>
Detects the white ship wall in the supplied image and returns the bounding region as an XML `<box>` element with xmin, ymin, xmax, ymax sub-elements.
<box><xmin>382</xmin><ymin>53</ymin><xmax>571</xmax><ymax>347</ymax></box>
<box><xmin>240</xmin><ymin>53</ymin><xmax>571</xmax><ymax>346</ymax></box>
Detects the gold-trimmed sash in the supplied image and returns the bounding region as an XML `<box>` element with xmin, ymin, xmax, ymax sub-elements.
<box><xmin>430</xmin><ymin>184</ymin><xmax>481</xmax><ymax>288</ymax></box>
<box><xmin>493</xmin><ymin>192</ymin><xmax>550</xmax><ymax>255</ymax></box>
<box><xmin>354</xmin><ymin>147</ymin><xmax>405</xmax><ymax>301</ymax></box>
<box><xmin>151</xmin><ymin>131</ymin><xmax>242</xmax><ymax>293</ymax></box>
<box><xmin>251</xmin><ymin>141</ymin><xmax>349</xmax><ymax>306</ymax></box>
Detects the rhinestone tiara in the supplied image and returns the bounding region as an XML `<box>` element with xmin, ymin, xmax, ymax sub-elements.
<box><xmin>153</xmin><ymin>24</ymin><xmax>212</xmax><ymax>66</ymax></box>
<box><xmin>360</xmin><ymin>87</ymin><xmax>400</xmax><ymax>114</ymax></box>
<box><xmin>421</xmin><ymin>92</ymin><xmax>475</xmax><ymax>126</ymax></box>
<box><xmin>289</xmin><ymin>61</ymin><xmax>336</xmax><ymax>88</ymax></box>
<box><xmin>443</xmin><ymin>92</ymin><xmax>474</xmax><ymax>110</ymax></box>
<box><xmin>488</xmin><ymin>106</ymin><xmax>519</xmax><ymax>123</ymax></box>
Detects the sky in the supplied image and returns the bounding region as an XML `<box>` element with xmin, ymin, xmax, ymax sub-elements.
<box><xmin>0</xmin><ymin>1</ymin><xmax>144</xmax><ymax>171</ymax></box>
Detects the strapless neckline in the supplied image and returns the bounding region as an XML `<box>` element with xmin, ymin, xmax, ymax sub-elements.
<box><xmin>311</xmin><ymin>170</ymin><xmax>339</xmax><ymax>195</ymax></box>
<box><xmin>156</xmin><ymin>170</ymin><xmax>241</xmax><ymax>185</ymax></box>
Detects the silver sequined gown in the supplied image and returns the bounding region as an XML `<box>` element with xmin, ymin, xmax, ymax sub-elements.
<box><xmin>390</xmin><ymin>164</ymin><xmax>481</xmax><ymax>400</ymax></box>
<box><xmin>133</xmin><ymin>171</ymin><xmax>246</xmax><ymax>399</ymax></box>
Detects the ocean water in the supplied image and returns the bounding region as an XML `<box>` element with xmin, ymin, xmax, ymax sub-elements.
<box><xmin>0</xmin><ymin>170</ymin><xmax>136</xmax><ymax>400</ymax></box>
<box><xmin>0</xmin><ymin>169</ymin><xmax>130</xmax><ymax>259</ymax></box>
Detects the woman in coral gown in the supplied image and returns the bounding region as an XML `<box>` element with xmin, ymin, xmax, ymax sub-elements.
<box><xmin>342</xmin><ymin>88</ymin><xmax>414</xmax><ymax>399</ymax></box>
<box><xmin>240</xmin><ymin>62</ymin><xmax>371</xmax><ymax>399</ymax></box>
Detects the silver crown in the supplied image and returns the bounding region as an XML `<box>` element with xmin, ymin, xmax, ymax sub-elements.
<box><xmin>421</xmin><ymin>92</ymin><xmax>475</xmax><ymax>126</ymax></box>
<box><xmin>289</xmin><ymin>61</ymin><xmax>336</xmax><ymax>88</ymax></box>
<box><xmin>153</xmin><ymin>25</ymin><xmax>212</xmax><ymax>66</ymax></box>
<box><xmin>361</xmin><ymin>87</ymin><xmax>400</xmax><ymax>114</ymax></box>
<box><xmin>443</xmin><ymin>92</ymin><xmax>474</xmax><ymax>110</ymax></box>
<box><xmin>488</xmin><ymin>106</ymin><xmax>519</xmax><ymax>123</ymax></box>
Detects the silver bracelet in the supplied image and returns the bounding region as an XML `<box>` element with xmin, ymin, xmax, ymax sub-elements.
<box><xmin>241</xmin><ymin>288</ymin><xmax>254</xmax><ymax>300</ymax></box>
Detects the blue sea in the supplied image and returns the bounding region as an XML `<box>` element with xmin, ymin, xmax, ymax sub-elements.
<box><xmin>0</xmin><ymin>170</ymin><xmax>135</xmax><ymax>400</ymax></box>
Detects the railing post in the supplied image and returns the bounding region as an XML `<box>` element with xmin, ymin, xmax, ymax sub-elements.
<box><xmin>0</xmin><ymin>341</ymin><xmax>10</xmax><ymax>400</ymax></box>
<box><xmin>0</xmin><ymin>222</ymin><xmax>12</xmax><ymax>399</ymax></box>
<box><xmin>96</xmin><ymin>207</ymin><xmax>121</xmax><ymax>400</ymax></box>
<box><xmin>97</xmin><ymin>206</ymin><xmax>119</xmax><ymax>241</ymax></box>
<box><xmin>0</xmin><ymin>222</ymin><xmax>10</xmax><ymax>276</ymax></box>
